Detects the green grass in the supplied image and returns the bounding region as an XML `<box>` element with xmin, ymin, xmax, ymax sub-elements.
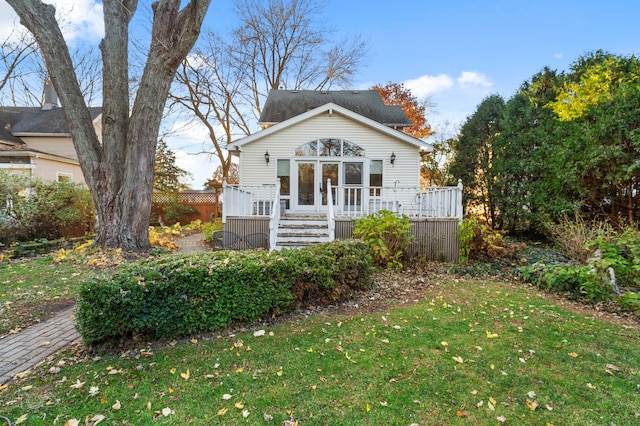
<box><xmin>1</xmin><ymin>278</ymin><xmax>638</xmax><ymax>425</ymax></box>
<box><xmin>0</xmin><ymin>256</ymin><xmax>98</xmax><ymax>335</ymax></box>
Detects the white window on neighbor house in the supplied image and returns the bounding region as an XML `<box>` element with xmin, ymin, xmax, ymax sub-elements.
<box><xmin>57</xmin><ymin>172</ymin><xmax>73</xmax><ymax>182</ymax></box>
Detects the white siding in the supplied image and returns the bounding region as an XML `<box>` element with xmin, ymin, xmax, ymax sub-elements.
<box><xmin>238</xmin><ymin>112</ymin><xmax>421</xmax><ymax>187</ymax></box>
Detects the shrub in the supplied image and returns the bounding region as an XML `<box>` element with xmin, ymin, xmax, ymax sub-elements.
<box><xmin>151</xmin><ymin>193</ymin><xmax>197</xmax><ymax>226</ymax></box>
<box><xmin>545</xmin><ymin>213</ymin><xmax>611</xmax><ymax>263</ymax></box>
<box><xmin>518</xmin><ymin>221</ymin><xmax>640</xmax><ymax>316</ymax></box>
<box><xmin>76</xmin><ymin>239</ymin><xmax>372</xmax><ymax>345</ymax></box>
<box><xmin>458</xmin><ymin>216</ymin><xmax>525</xmax><ymax>262</ymax></box>
<box><xmin>0</xmin><ymin>171</ymin><xmax>94</xmax><ymax>246</ymax></box>
<box><xmin>353</xmin><ymin>210</ymin><xmax>412</xmax><ymax>269</ymax></box>
<box><xmin>535</xmin><ymin>264</ymin><xmax>611</xmax><ymax>302</ymax></box>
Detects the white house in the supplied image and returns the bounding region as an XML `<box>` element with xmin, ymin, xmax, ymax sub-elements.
<box><xmin>221</xmin><ymin>90</ymin><xmax>462</xmax><ymax>258</ymax></box>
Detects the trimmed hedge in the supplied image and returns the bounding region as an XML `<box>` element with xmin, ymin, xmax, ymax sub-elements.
<box><xmin>76</xmin><ymin>239</ymin><xmax>373</xmax><ymax>345</ymax></box>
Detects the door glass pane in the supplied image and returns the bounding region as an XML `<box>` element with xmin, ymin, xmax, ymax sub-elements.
<box><xmin>298</xmin><ymin>163</ymin><xmax>315</xmax><ymax>206</ymax></box>
<box><xmin>277</xmin><ymin>159</ymin><xmax>290</xmax><ymax>195</ymax></box>
<box><xmin>343</xmin><ymin>162</ymin><xmax>363</xmax><ymax>209</ymax></box>
<box><xmin>370</xmin><ymin>160</ymin><xmax>382</xmax><ymax>196</ymax></box>
<box><xmin>321</xmin><ymin>163</ymin><xmax>339</xmax><ymax>205</ymax></box>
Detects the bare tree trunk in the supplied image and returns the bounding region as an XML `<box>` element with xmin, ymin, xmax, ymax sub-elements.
<box><xmin>8</xmin><ymin>0</ymin><xmax>210</xmax><ymax>251</ymax></box>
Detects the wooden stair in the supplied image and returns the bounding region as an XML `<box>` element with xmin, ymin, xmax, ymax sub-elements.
<box><xmin>275</xmin><ymin>215</ymin><xmax>331</xmax><ymax>249</ymax></box>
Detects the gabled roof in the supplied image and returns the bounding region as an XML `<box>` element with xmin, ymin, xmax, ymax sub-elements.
<box><xmin>0</xmin><ymin>108</ymin><xmax>30</xmax><ymax>145</ymax></box>
<box><xmin>4</xmin><ymin>106</ymin><xmax>102</xmax><ymax>135</ymax></box>
<box><xmin>234</xmin><ymin>102</ymin><xmax>432</xmax><ymax>151</ymax></box>
<box><xmin>258</xmin><ymin>90</ymin><xmax>412</xmax><ymax>128</ymax></box>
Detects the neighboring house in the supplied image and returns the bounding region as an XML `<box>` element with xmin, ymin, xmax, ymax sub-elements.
<box><xmin>0</xmin><ymin>85</ymin><xmax>102</xmax><ymax>185</ymax></box>
<box><xmin>221</xmin><ymin>89</ymin><xmax>462</xmax><ymax>259</ymax></box>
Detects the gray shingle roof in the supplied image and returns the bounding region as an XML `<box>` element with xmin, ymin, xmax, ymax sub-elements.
<box><xmin>6</xmin><ymin>106</ymin><xmax>102</xmax><ymax>134</ymax></box>
<box><xmin>0</xmin><ymin>108</ymin><xmax>30</xmax><ymax>145</ymax></box>
<box><xmin>258</xmin><ymin>90</ymin><xmax>412</xmax><ymax>127</ymax></box>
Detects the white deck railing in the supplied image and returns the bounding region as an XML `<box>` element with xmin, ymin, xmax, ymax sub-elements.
<box><xmin>222</xmin><ymin>181</ymin><xmax>278</xmax><ymax>223</ymax></box>
<box><xmin>326</xmin><ymin>179</ymin><xmax>336</xmax><ymax>240</ymax></box>
<box><xmin>223</xmin><ymin>180</ymin><xmax>463</xmax><ymax>221</ymax></box>
<box><xmin>269</xmin><ymin>179</ymin><xmax>281</xmax><ymax>250</ymax></box>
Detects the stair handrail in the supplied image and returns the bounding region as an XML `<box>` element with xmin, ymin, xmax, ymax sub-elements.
<box><xmin>269</xmin><ymin>178</ymin><xmax>281</xmax><ymax>250</ymax></box>
<box><xmin>326</xmin><ymin>178</ymin><xmax>335</xmax><ymax>241</ymax></box>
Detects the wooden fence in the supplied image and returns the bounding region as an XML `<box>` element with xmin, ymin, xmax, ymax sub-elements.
<box><xmin>152</xmin><ymin>190</ymin><xmax>220</xmax><ymax>225</ymax></box>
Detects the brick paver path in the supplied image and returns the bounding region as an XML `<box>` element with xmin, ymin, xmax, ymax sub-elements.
<box><xmin>0</xmin><ymin>233</ymin><xmax>210</xmax><ymax>385</ymax></box>
<box><xmin>0</xmin><ymin>306</ymin><xmax>79</xmax><ymax>384</ymax></box>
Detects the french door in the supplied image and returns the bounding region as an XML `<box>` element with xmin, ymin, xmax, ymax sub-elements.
<box><xmin>294</xmin><ymin>161</ymin><xmax>340</xmax><ymax>212</ymax></box>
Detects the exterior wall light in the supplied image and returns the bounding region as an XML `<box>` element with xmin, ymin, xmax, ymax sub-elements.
<box><xmin>390</xmin><ymin>152</ymin><xmax>396</xmax><ymax>166</ymax></box>
<box><xmin>265</xmin><ymin>151</ymin><xmax>270</xmax><ymax>165</ymax></box>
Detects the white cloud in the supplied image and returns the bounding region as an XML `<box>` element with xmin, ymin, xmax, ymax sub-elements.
<box><xmin>403</xmin><ymin>74</ymin><xmax>454</xmax><ymax>98</ymax></box>
<box><xmin>554</xmin><ymin>52</ymin><xmax>564</xmax><ymax>59</ymax></box>
<box><xmin>0</xmin><ymin>0</ymin><xmax>104</xmax><ymax>43</ymax></box>
<box><xmin>457</xmin><ymin>71</ymin><xmax>493</xmax><ymax>89</ymax></box>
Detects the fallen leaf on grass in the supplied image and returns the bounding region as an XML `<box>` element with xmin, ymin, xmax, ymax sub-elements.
<box><xmin>235</xmin><ymin>401</ymin><xmax>244</xmax><ymax>409</ymax></box>
<box><xmin>526</xmin><ymin>399</ymin><xmax>539</xmax><ymax>411</ymax></box>
<box><xmin>497</xmin><ymin>415</ymin><xmax>507</xmax><ymax>423</ymax></box>
<box><xmin>586</xmin><ymin>382</ymin><xmax>596</xmax><ymax>389</ymax></box>
<box><xmin>112</xmin><ymin>400</ymin><xmax>121</xmax><ymax>410</ymax></box>
<box><xmin>264</xmin><ymin>413</ymin><xmax>273</xmax><ymax>421</ymax></box>
<box><xmin>605</xmin><ymin>363</ymin><xmax>621</xmax><ymax>375</ymax></box>
<box><xmin>88</xmin><ymin>414</ymin><xmax>106</xmax><ymax>425</ymax></box>
<box><xmin>14</xmin><ymin>414</ymin><xmax>27</xmax><ymax>424</ymax></box>
<box><xmin>69</xmin><ymin>380</ymin><xmax>85</xmax><ymax>389</ymax></box>
<box><xmin>64</xmin><ymin>419</ymin><xmax>79</xmax><ymax>426</ymax></box>
<box><xmin>162</xmin><ymin>407</ymin><xmax>174</xmax><ymax>416</ymax></box>
<box><xmin>452</xmin><ymin>356</ymin><xmax>464</xmax><ymax>363</ymax></box>
<box><xmin>568</xmin><ymin>352</ymin><xmax>578</xmax><ymax>358</ymax></box>
<box><xmin>180</xmin><ymin>369</ymin><xmax>190</xmax><ymax>380</ymax></box>
<box><xmin>527</xmin><ymin>391</ymin><xmax>536</xmax><ymax>399</ymax></box>
<box><xmin>89</xmin><ymin>386</ymin><xmax>100</xmax><ymax>396</ymax></box>
<box><xmin>242</xmin><ymin>409</ymin><xmax>250</xmax><ymax>418</ymax></box>
<box><xmin>456</xmin><ymin>411</ymin><xmax>466</xmax><ymax>417</ymax></box>
<box><xmin>485</xmin><ymin>330</ymin><xmax>498</xmax><ymax>339</ymax></box>
<box><xmin>217</xmin><ymin>408</ymin><xmax>228</xmax><ymax>416</ymax></box>
<box><xmin>222</xmin><ymin>393</ymin><xmax>233</xmax><ymax>400</ymax></box>
<box><xmin>253</xmin><ymin>330</ymin><xmax>266</xmax><ymax>337</ymax></box>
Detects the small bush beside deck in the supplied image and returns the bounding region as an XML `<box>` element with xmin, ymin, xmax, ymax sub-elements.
<box><xmin>76</xmin><ymin>240</ymin><xmax>373</xmax><ymax>345</ymax></box>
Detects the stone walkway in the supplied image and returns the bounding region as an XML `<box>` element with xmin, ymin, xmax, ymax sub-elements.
<box><xmin>0</xmin><ymin>233</ymin><xmax>209</xmax><ymax>386</ymax></box>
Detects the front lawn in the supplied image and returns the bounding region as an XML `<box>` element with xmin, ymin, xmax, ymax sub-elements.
<box><xmin>0</xmin><ymin>256</ymin><xmax>98</xmax><ymax>335</ymax></box>
<box><xmin>1</xmin><ymin>275</ymin><xmax>638</xmax><ymax>425</ymax></box>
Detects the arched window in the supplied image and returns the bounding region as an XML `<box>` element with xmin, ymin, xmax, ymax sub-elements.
<box><xmin>295</xmin><ymin>139</ymin><xmax>364</xmax><ymax>157</ymax></box>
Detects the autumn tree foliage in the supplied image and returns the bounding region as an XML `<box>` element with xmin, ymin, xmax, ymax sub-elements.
<box><xmin>450</xmin><ymin>51</ymin><xmax>640</xmax><ymax>231</ymax></box>
<box><xmin>372</xmin><ymin>83</ymin><xmax>433</xmax><ymax>139</ymax></box>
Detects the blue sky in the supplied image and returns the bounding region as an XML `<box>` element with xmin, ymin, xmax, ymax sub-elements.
<box><xmin>1</xmin><ymin>0</ymin><xmax>639</xmax><ymax>188</ymax></box>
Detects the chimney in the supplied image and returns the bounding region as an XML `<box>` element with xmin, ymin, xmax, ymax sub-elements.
<box><xmin>42</xmin><ymin>83</ymin><xmax>58</xmax><ymax>110</ymax></box>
